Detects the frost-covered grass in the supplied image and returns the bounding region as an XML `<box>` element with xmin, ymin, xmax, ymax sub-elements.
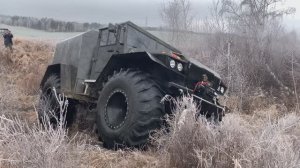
<box><xmin>154</xmin><ymin>96</ymin><xmax>300</xmax><ymax>168</ymax></box>
<box><xmin>1</xmin><ymin>93</ymin><xmax>300</xmax><ymax>168</ymax></box>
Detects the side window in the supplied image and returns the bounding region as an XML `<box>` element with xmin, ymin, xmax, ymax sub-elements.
<box><xmin>100</xmin><ymin>29</ymin><xmax>117</xmax><ymax>46</ymax></box>
<box><xmin>119</xmin><ymin>27</ymin><xmax>125</xmax><ymax>44</ymax></box>
<box><xmin>107</xmin><ymin>32</ymin><xmax>116</xmax><ymax>45</ymax></box>
<box><xmin>100</xmin><ymin>29</ymin><xmax>109</xmax><ymax>46</ymax></box>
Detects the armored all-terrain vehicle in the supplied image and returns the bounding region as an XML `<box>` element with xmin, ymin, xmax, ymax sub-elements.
<box><xmin>40</xmin><ymin>21</ymin><xmax>227</xmax><ymax>148</ymax></box>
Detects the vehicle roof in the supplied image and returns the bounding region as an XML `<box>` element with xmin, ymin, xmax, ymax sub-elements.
<box><xmin>102</xmin><ymin>21</ymin><xmax>182</xmax><ymax>54</ymax></box>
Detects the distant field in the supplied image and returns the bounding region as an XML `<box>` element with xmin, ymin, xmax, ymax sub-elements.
<box><xmin>0</xmin><ymin>24</ymin><xmax>206</xmax><ymax>45</ymax></box>
<box><xmin>0</xmin><ymin>24</ymin><xmax>81</xmax><ymax>43</ymax></box>
<box><xmin>0</xmin><ymin>24</ymin><xmax>172</xmax><ymax>42</ymax></box>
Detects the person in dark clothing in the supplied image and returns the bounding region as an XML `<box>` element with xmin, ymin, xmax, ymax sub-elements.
<box><xmin>3</xmin><ymin>30</ymin><xmax>13</xmax><ymax>52</ymax></box>
<box><xmin>193</xmin><ymin>74</ymin><xmax>211</xmax><ymax>94</ymax></box>
<box><xmin>194</xmin><ymin>74</ymin><xmax>222</xmax><ymax>122</ymax></box>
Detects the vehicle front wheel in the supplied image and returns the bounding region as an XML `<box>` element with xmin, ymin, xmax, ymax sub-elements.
<box><xmin>96</xmin><ymin>69</ymin><xmax>165</xmax><ymax>148</ymax></box>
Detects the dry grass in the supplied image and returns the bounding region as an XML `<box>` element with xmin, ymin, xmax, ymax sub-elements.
<box><xmin>0</xmin><ymin>115</ymin><xmax>87</xmax><ymax>168</ymax></box>
<box><xmin>1</xmin><ymin>39</ymin><xmax>300</xmax><ymax>168</ymax></box>
<box><xmin>0</xmin><ymin>38</ymin><xmax>52</xmax><ymax>117</ymax></box>
<box><xmin>2</xmin><ymin>93</ymin><xmax>299</xmax><ymax>168</ymax></box>
<box><xmin>0</xmin><ymin>38</ymin><xmax>53</xmax><ymax>95</ymax></box>
<box><xmin>0</xmin><ymin>90</ymin><xmax>159</xmax><ymax>168</ymax></box>
<box><xmin>154</xmin><ymin>96</ymin><xmax>300</xmax><ymax>168</ymax></box>
<box><xmin>0</xmin><ymin>89</ymin><xmax>85</xmax><ymax>168</ymax></box>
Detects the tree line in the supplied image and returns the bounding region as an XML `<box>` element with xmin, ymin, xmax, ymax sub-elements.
<box><xmin>0</xmin><ymin>15</ymin><xmax>103</xmax><ymax>32</ymax></box>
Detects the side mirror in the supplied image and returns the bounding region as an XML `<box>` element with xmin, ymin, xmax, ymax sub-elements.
<box><xmin>108</xmin><ymin>23</ymin><xmax>116</xmax><ymax>33</ymax></box>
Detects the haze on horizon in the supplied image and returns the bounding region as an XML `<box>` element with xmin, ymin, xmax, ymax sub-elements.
<box><xmin>0</xmin><ymin>0</ymin><xmax>299</xmax><ymax>30</ymax></box>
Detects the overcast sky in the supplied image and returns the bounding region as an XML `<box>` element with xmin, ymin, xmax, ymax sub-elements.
<box><xmin>0</xmin><ymin>0</ymin><xmax>299</xmax><ymax>29</ymax></box>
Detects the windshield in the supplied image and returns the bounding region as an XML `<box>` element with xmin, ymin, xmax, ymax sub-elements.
<box><xmin>125</xmin><ymin>24</ymin><xmax>179</xmax><ymax>54</ymax></box>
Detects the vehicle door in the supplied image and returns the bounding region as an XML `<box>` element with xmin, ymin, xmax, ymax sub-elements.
<box><xmin>90</xmin><ymin>28</ymin><xmax>118</xmax><ymax>79</ymax></box>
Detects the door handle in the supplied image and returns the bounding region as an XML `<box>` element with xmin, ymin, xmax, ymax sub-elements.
<box><xmin>107</xmin><ymin>49</ymin><xmax>114</xmax><ymax>52</ymax></box>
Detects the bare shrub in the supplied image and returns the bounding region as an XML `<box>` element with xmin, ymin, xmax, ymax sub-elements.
<box><xmin>0</xmin><ymin>91</ymin><xmax>86</xmax><ymax>168</ymax></box>
<box><xmin>154</xmin><ymin>96</ymin><xmax>300</xmax><ymax>168</ymax></box>
<box><xmin>0</xmin><ymin>86</ymin><xmax>161</xmax><ymax>168</ymax></box>
<box><xmin>184</xmin><ymin>0</ymin><xmax>300</xmax><ymax>112</ymax></box>
<box><xmin>159</xmin><ymin>0</ymin><xmax>300</xmax><ymax>112</ymax></box>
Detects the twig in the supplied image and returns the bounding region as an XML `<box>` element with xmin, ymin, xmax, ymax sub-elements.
<box><xmin>291</xmin><ymin>51</ymin><xmax>300</xmax><ymax>112</ymax></box>
<box><xmin>0</xmin><ymin>115</ymin><xmax>14</xmax><ymax>123</ymax></box>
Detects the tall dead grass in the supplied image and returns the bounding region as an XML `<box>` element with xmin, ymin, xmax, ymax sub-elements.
<box><xmin>0</xmin><ymin>38</ymin><xmax>53</xmax><ymax>95</ymax></box>
<box><xmin>2</xmin><ymin>93</ymin><xmax>299</xmax><ymax>168</ymax></box>
<box><xmin>0</xmin><ymin>82</ymin><xmax>22</xmax><ymax>115</ymax></box>
<box><xmin>154</xmin><ymin>96</ymin><xmax>300</xmax><ymax>168</ymax></box>
<box><xmin>0</xmin><ymin>90</ymin><xmax>87</xmax><ymax>168</ymax></box>
<box><xmin>0</xmin><ymin>86</ymin><xmax>159</xmax><ymax>168</ymax></box>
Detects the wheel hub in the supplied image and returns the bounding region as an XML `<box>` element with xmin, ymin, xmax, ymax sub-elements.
<box><xmin>105</xmin><ymin>90</ymin><xmax>128</xmax><ymax>129</ymax></box>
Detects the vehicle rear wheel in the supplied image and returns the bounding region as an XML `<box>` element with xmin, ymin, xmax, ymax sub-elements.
<box><xmin>39</xmin><ymin>75</ymin><xmax>77</xmax><ymax>127</ymax></box>
<box><xmin>96</xmin><ymin>69</ymin><xmax>165</xmax><ymax>148</ymax></box>
<box><xmin>38</xmin><ymin>75</ymin><xmax>61</xmax><ymax>125</ymax></box>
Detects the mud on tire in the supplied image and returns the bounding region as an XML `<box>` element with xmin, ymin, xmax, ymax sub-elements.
<box><xmin>96</xmin><ymin>69</ymin><xmax>165</xmax><ymax>148</ymax></box>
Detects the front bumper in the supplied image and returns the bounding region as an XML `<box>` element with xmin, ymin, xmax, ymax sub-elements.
<box><xmin>168</xmin><ymin>82</ymin><xmax>225</xmax><ymax>111</ymax></box>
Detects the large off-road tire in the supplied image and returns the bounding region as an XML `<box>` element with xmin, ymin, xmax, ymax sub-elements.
<box><xmin>38</xmin><ymin>75</ymin><xmax>61</xmax><ymax>125</ymax></box>
<box><xmin>96</xmin><ymin>69</ymin><xmax>165</xmax><ymax>148</ymax></box>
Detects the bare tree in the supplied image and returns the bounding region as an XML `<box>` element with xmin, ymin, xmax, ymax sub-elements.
<box><xmin>161</xmin><ymin>0</ymin><xmax>194</xmax><ymax>46</ymax></box>
<box><xmin>197</xmin><ymin>0</ymin><xmax>299</xmax><ymax>111</ymax></box>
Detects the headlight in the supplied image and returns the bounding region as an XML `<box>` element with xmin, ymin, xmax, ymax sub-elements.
<box><xmin>170</xmin><ymin>60</ymin><xmax>176</xmax><ymax>68</ymax></box>
<box><xmin>220</xmin><ymin>87</ymin><xmax>224</xmax><ymax>94</ymax></box>
<box><xmin>177</xmin><ymin>63</ymin><xmax>183</xmax><ymax>71</ymax></box>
